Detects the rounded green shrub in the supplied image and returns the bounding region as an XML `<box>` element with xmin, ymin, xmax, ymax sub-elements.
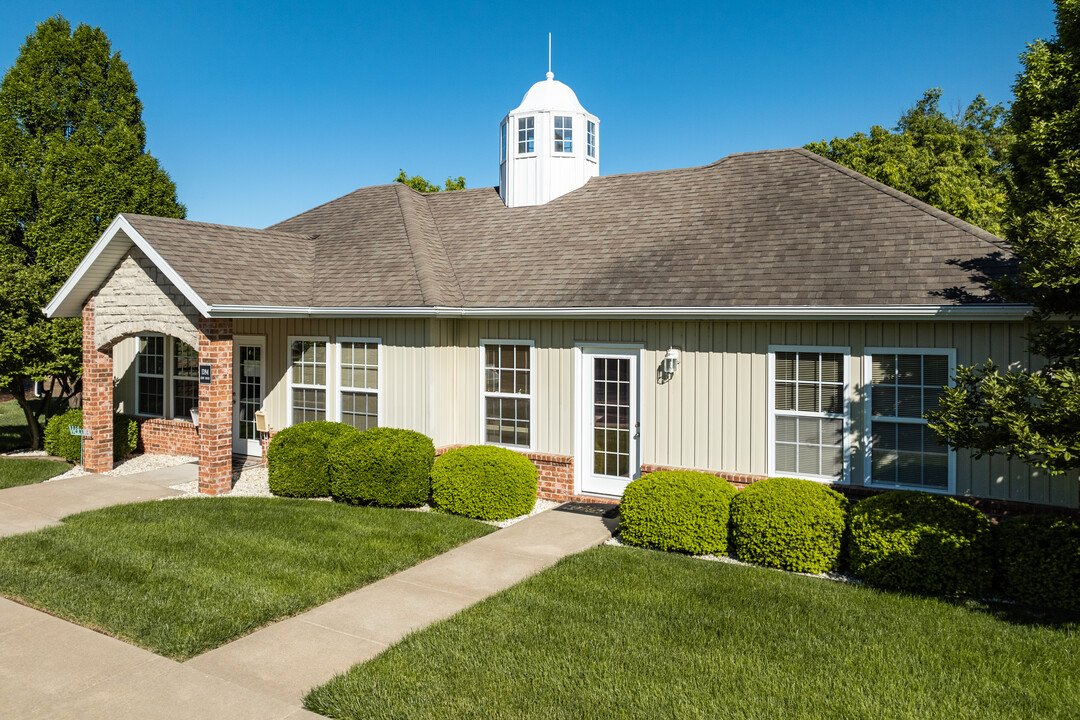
<box><xmin>329</xmin><ymin>427</ymin><xmax>434</xmax><ymax>507</ymax></box>
<box><xmin>43</xmin><ymin>408</ymin><xmax>139</xmax><ymax>464</ymax></box>
<box><xmin>267</xmin><ymin>421</ymin><xmax>359</xmax><ymax>498</ymax></box>
<box><xmin>729</xmin><ymin>477</ymin><xmax>849</xmax><ymax>573</ymax></box>
<box><xmin>619</xmin><ymin>471</ymin><xmax>737</xmax><ymax>554</ymax></box>
<box><xmin>994</xmin><ymin>513</ymin><xmax>1080</xmax><ymax>612</ymax></box>
<box><xmin>431</xmin><ymin>445</ymin><xmax>538</xmax><ymax>521</ymax></box>
<box><xmin>848</xmin><ymin>491</ymin><xmax>992</xmax><ymax>596</ymax></box>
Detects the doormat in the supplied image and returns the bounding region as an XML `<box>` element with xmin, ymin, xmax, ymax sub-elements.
<box><xmin>555</xmin><ymin>502</ymin><xmax>620</xmax><ymax>518</ymax></box>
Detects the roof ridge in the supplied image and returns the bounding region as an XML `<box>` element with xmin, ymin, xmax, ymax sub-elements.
<box><xmin>791</xmin><ymin>147</ymin><xmax>1012</xmax><ymax>253</ymax></box>
<box><xmin>393</xmin><ymin>184</ymin><xmax>464</xmax><ymax>306</ymax></box>
<box><xmin>122</xmin><ymin>213</ymin><xmax>316</xmax><ymax>241</ymax></box>
<box><xmin>421</xmin><ymin>192</ymin><xmax>467</xmax><ymax>305</ymax></box>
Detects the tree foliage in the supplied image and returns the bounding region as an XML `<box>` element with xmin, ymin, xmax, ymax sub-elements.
<box><xmin>393</xmin><ymin>169</ymin><xmax>466</xmax><ymax>193</ymax></box>
<box><xmin>928</xmin><ymin>1</ymin><xmax>1080</xmax><ymax>475</ymax></box>
<box><xmin>0</xmin><ymin>16</ymin><xmax>184</xmax><ymax>448</ymax></box>
<box><xmin>806</xmin><ymin>89</ymin><xmax>1009</xmax><ymax>235</ymax></box>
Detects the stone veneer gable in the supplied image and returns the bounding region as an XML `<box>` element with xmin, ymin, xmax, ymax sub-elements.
<box><xmin>94</xmin><ymin>249</ymin><xmax>200</xmax><ymax>350</ymax></box>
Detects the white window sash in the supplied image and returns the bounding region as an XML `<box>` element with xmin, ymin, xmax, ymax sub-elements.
<box><xmin>479</xmin><ymin>339</ymin><xmax>535</xmax><ymax>451</ymax></box>
<box><xmin>336</xmin><ymin>337</ymin><xmax>382</xmax><ymax>429</ymax></box>
<box><xmin>135</xmin><ymin>334</ymin><xmax>166</xmax><ymax>418</ymax></box>
<box><xmin>287</xmin><ymin>336</ymin><xmax>330</xmax><ymax>425</ymax></box>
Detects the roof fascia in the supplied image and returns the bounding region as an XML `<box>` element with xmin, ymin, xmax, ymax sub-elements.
<box><xmin>44</xmin><ymin>214</ymin><xmax>210</xmax><ymax>318</ymax></box>
<box><xmin>206</xmin><ymin>304</ymin><xmax>1033</xmax><ymax>321</ymax></box>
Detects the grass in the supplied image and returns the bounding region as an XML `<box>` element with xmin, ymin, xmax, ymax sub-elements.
<box><xmin>306</xmin><ymin>545</ymin><xmax>1080</xmax><ymax>720</ymax></box>
<box><xmin>0</xmin><ymin>398</ymin><xmax>33</xmax><ymax>453</ymax></box>
<box><xmin>0</xmin><ymin>497</ymin><xmax>494</xmax><ymax>660</ymax></box>
<box><xmin>0</xmin><ymin>457</ymin><xmax>70</xmax><ymax>489</ymax></box>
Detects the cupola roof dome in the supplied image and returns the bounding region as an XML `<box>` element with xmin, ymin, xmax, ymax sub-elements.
<box><xmin>512</xmin><ymin>72</ymin><xmax>586</xmax><ymax>113</ymax></box>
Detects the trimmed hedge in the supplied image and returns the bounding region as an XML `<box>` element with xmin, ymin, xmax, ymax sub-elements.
<box><xmin>995</xmin><ymin>513</ymin><xmax>1080</xmax><ymax>612</ymax></box>
<box><xmin>329</xmin><ymin>427</ymin><xmax>434</xmax><ymax>507</ymax></box>
<box><xmin>619</xmin><ymin>471</ymin><xmax>737</xmax><ymax>555</ymax></box>
<box><xmin>729</xmin><ymin>477</ymin><xmax>849</xmax><ymax>573</ymax></box>
<box><xmin>43</xmin><ymin>408</ymin><xmax>138</xmax><ymax>464</ymax></box>
<box><xmin>848</xmin><ymin>491</ymin><xmax>992</xmax><ymax>596</ymax></box>
<box><xmin>267</xmin><ymin>421</ymin><xmax>359</xmax><ymax>498</ymax></box>
<box><xmin>431</xmin><ymin>445</ymin><xmax>538</xmax><ymax>521</ymax></box>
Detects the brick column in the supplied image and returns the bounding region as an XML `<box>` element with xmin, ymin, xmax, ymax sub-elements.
<box><xmin>197</xmin><ymin>317</ymin><xmax>233</xmax><ymax>494</ymax></box>
<box><xmin>81</xmin><ymin>296</ymin><xmax>114</xmax><ymax>473</ymax></box>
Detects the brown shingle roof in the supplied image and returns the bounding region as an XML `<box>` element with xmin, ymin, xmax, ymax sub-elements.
<box><xmin>132</xmin><ymin>148</ymin><xmax>1017</xmax><ymax>309</ymax></box>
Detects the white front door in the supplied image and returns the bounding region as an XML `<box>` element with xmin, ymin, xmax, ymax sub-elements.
<box><xmin>233</xmin><ymin>337</ymin><xmax>265</xmax><ymax>457</ymax></box>
<box><xmin>579</xmin><ymin>347</ymin><xmax>641</xmax><ymax>497</ymax></box>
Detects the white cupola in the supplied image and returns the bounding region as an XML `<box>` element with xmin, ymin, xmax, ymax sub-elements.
<box><xmin>499</xmin><ymin>71</ymin><xmax>599</xmax><ymax>207</ymax></box>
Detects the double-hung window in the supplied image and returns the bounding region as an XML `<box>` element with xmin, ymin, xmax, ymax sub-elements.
<box><xmin>289</xmin><ymin>338</ymin><xmax>327</xmax><ymax>424</ymax></box>
<box><xmin>865</xmin><ymin>349</ymin><xmax>955</xmax><ymax>490</ymax></box>
<box><xmin>517</xmin><ymin>117</ymin><xmax>534</xmax><ymax>154</ymax></box>
<box><xmin>554</xmin><ymin>116</ymin><xmax>572</xmax><ymax>152</ymax></box>
<box><xmin>770</xmin><ymin>347</ymin><xmax>849</xmax><ymax>482</ymax></box>
<box><xmin>587</xmin><ymin>120</ymin><xmax>596</xmax><ymax>158</ymax></box>
<box><xmin>339</xmin><ymin>339</ymin><xmax>380</xmax><ymax>431</ymax></box>
<box><xmin>136</xmin><ymin>335</ymin><xmax>165</xmax><ymax>417</ymax></box>
<box><xmin>172</xmin><ymin>340</ymin><xmax>199</xmax><ymax>420</ymax></box>
<box><xmin>482</xmin><ymin>341</ymin><xmax>532</xmax><ymax>448</ymax></box>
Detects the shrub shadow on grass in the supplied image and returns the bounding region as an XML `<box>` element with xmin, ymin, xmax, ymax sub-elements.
<box><xmin>944</xmin><ymin>596</ymin><xmax>1080</xmax><ymax>630</ymax></box>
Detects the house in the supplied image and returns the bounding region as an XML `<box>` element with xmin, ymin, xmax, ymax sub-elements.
<box><xmin>44</xmin><ymin>72</ymin><xmax>1077</xmax><ymax>512</ymax></box>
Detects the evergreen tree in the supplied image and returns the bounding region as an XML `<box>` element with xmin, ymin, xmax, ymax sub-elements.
<box><xmin>0</xmin><ymin>15</ymin><xmax>184</xmax><ymax>449</ymax></box>
<box><xmin>928</xmin><ymin>1</ymin><xmax>1080</xmax><ymax>474</ymax></box>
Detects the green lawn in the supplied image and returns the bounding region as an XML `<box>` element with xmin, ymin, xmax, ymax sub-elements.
<box><xmin>0</xmin><ymin>457</ymin><xmax>70</xmax><ymax>489</ymax></box>
<box><xmin>306</xmin><ymin>545</ymin><xmax>1080</xmax><ymax>720</ymax></box>
<box><xmin>0</xmin><ymin>498</ymin><xmax>494</xmax><ymax>660</ymax></box>
<box><xmin>0</xmin><ymin>398</ymin><xmax>33</xmax><ymax>453</ymax></box>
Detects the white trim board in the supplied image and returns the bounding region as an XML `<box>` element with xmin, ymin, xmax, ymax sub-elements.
<box><xmin>44</xmin><ymin>214</ymin><xmax>210</xmax><ymax>318</ymax></box>
<box><xmin>204</xmin><ymin>304</ymin><xmax>1032</xmax><ymax>321</ymax></box>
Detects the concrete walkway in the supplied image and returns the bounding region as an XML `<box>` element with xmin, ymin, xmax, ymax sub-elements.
<box><xmin>187</xmin><ymin>507</ymin><xmax>617</xmax><ymax>704</ymax></box>
<box><xmin>0</xmin><ymin>463</ymin><xmax>194</xmax><ymax>537</ymax></box>
<box><xmin>0</xmin><ymin>498</ymin><xmax>615</xmax><ymax>717</ymax></box>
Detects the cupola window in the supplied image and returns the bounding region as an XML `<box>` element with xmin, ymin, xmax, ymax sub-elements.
<box><xmin>517</xmin><ymin>117</ymin><xmax>534</xmax><ymax>154</ymax></box>
<box><xmin>501</xmin><ymin>122</ymin><xmax>507</xmax><ymax>163</ymax></box>
<box><xmin>554</xmin><ymin>116</ymin><xmax>573</xmax><ymax>153</ymax></box>
<box><xmin>587</xmin><ymin>120</ymin><xmax>596</xmax><ymax>158</ymax></box>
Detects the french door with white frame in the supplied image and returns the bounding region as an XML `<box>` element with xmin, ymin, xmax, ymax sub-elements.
<box><xmin>578</xmin><ymin>346</ymin><xmax>641</xmax><ymax>497</ymax></box>
<box><xmin>233</xmin><ymin>336</ymin><xmax>265</xmax><ymax>456</ymax></box>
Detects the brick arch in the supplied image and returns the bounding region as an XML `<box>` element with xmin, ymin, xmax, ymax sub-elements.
<box><xmin>93</xmin><ymin>249</ymin><xmax>201</xmax><ymax>352</ymax></box>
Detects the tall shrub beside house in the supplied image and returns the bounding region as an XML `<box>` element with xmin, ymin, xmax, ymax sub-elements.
<box><xmin>619</xmin><ymin>471</ymin><xmax>737</xmax><ymax>555</ymax></box>
<box><xmin>848</xmin><ymin>491</ymin><xmax>992</xmax><ymax>596</ymax></box>
<box><xmin>994</xmin><ymin>513</ymin><xmax>1080</xmax><ymax>612</ymax></box>
<box><xmin>43</xmin><ymin>408</ymin><xmax>137</xmax><ymax>464</ymax></box>
<box><xmin>728</xmin><ymin>477</ymin><xmax>849</xmax><ymax>573</ymax></box>
<box><xmin>431</xmin><ymin>445</ymin><xmax>537</xmax><ymax>521</ymax></box>
<box><xmin>268</xmin><ymin>421</ymin><xmax>358</xmax><ymax>498</ymax></box>
<box><xmin>329</xmin><ymin>427</ymin><xmax>434</xmax><ymax>507</ymax></box>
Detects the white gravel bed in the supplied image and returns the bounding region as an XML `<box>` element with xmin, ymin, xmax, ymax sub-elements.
<box><xmin>169</xmin><ymin>464</ymin><xmax>272</xmax><ymax>498</ymax></box>
<box><xmin>49</xmin><ymin>453</ymin><xmax>197</xmax><ymax>482</ymax></box>
<box><xmin>1</xmin><ymin>449</ymin><xmax>49</xmax><ymax>458</ymax></box>
<box><xmin>603</xmin><ymin>534</ymin><xmax>859</xmax><ymax>584</ymax></box>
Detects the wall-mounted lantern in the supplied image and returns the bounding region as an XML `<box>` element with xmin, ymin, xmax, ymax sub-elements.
<box><xmin>663</xmin><ymin>347</ymin><xmax>680</xmax><ymax>375</ymax></box>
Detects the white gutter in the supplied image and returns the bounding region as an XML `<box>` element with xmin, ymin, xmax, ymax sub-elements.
<box><xmin>207</xmin><ymin>304</ymin><xmax>1033</xmax><ymax>321</ymax></box>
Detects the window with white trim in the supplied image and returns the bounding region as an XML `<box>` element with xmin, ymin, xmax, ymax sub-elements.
<box><xmin>867</xmin><ymin>350</ymin><xmax>953</xmax><ymax>489</ymax></box>
<box><xmin>517</xmin><ymin>117</ymin><xmax>534</xmax><ymax>154</ymax></box>
<box><xmin>290</xmin><ymin>339</ymin><xmax>327</xmax><ymax>424</ymax></box>
<box><xmin>500</xmin><ymin>121</ymin><xmax>507</xmax><ymax>163</ymax></box>
<box><xmin>136</xmin><ymin>335</ymin><xmax>165</xmax><ymax>417</ymax></box>
<box><xmin>172</xmin><ymin>340</ymin><xmax>199</xmax><ymax>420</ymax></box>
<box><xmin>772</xmin><ymin>349</ymin><xmax>847</xmax><ymax>480</ymax></box>
<box><xmin>339</xmin><ymin>339</ymin><xmax>379</xmax><ymax>431</ymax></box>
<box><xmin>554</xmin><ymin>115</ymin><xmax>572</xmax><ymax>152</ymax></box>
<box><xmin>482</xmin><ymin>342</ymin><xmax>532</xmax><ymax>448</ymax></box>
<box><xmin>587</xmin><ymin>120</ymin><xmax>596</xmax><ymax>158</ymax></box>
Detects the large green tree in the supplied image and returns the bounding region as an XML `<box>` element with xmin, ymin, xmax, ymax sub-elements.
<box><xmin>806</xmin><ymin>89</ymin><xmax>1010</xmax><ymax>235</ymax></box>
<box><xmin>928</xmin><ymin>0</ymin><xmax>1080</xmax><ymax>475</ymax></box>
<box><xmin>0</xmin><ymin>16</ymin><xmax>184</xmax><ymax>449</ymax></box>
<box><xmin>393</xmin><ymin>169</ymin><xmax>466</xmax><ymax>193</ymax></box>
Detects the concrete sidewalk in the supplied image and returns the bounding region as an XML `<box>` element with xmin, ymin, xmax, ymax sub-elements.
<box><xmin>0</xmin><ymin>463</ymin><xmax>194</xmax><ymax>537</ymax></box>
<box><xmin>0</xmin><ymin>597</ymin><xmax>321</xmax><ymax>720</ymax></box>
<box><xmin>186</xmin><ymin>506</ymin><xmax>617</xmax><ymax>704</ymax></box>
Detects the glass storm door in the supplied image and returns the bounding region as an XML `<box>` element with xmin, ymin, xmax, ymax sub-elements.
<box><xmin>233</xmin><ymin>338</ymin><xmax>265</xmax><ymax>456</ymax></box>
<box><xmin>580</xmin><ymin>348</ymin><xmax>640</xmax><ymax>497</ymax></box>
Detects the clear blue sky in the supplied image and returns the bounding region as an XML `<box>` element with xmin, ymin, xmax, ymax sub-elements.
<box><xmin>0</xmin><ymin>0</ymin><xmax>1056</xmax><ymax>228</ymax></box>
